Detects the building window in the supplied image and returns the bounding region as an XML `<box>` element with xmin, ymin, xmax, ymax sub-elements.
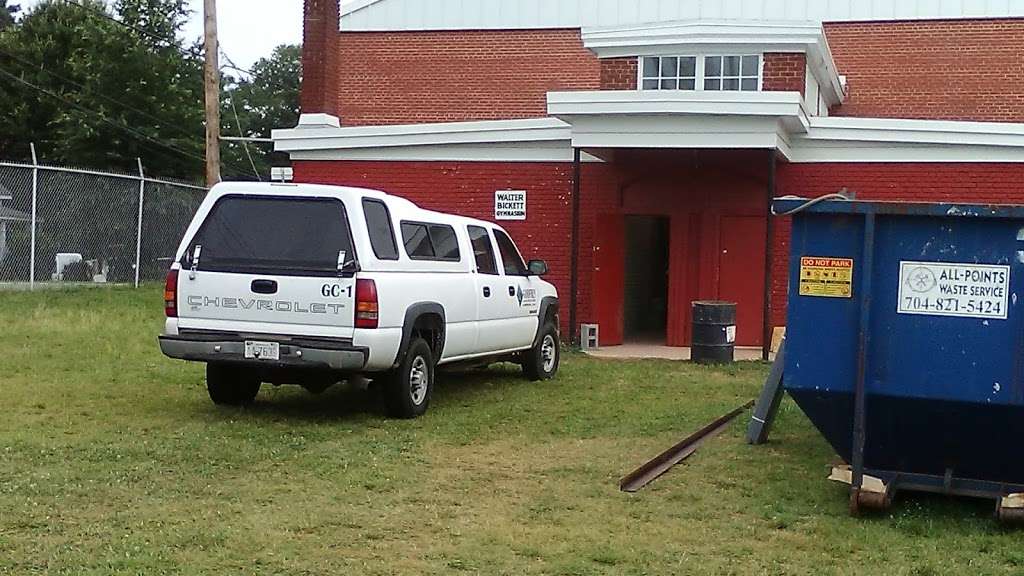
<box><xmin>704</xmin><ymin>55</ymin><xmax>760</xmax><ymax>91</ymax></box>
<box><xmin>638</xmin><ymin>54</ymin><xmax>761</xmax><ymax>92</ymax></box>
<box><xmin>641</xmin><ymin>56</ymin><xmax>697</xmax><ymax>90</ymax></box>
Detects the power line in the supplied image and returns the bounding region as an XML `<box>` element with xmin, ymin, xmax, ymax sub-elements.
<box><xmin>0</xmin><ymin>64</ymin><xmax>252</xmax><ymax>177</ymax></box>
<box><xmin>0</xmin><ymin>46</ymin><xmax>201</xmax><ymax>146</ymax></box>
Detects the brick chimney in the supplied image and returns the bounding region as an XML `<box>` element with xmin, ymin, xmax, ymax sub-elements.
<box><xmin>301</xmin><ymin>0</ymin><xmax>340</xmax><ymax>121</ymax></box>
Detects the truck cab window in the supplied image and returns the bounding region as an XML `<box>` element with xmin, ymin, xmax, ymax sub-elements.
<box><xmin>468</xmin><ymin>225</ymin><xmax>498</xmax><ymax>275</ymax></box>
<box><xmin>494</xmin><ymin>229</ymin><xmax>528</xmax><ymax>276</ymax></box>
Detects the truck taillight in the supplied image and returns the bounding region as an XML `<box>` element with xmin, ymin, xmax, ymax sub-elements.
<box><xmin>164</xmin><ymin>269</ymin><xmax>179</xmax><ymax>318</ymax></box>
<box><xmin>355</xmin><ymin>279</ymin><xmax>378</xmax><ymax>329</ymax></box>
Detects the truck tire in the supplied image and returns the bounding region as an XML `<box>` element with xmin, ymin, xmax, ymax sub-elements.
<box><xmin>523</xmin><ymin>322</ymin><xmax>559</xmax><ymax>381</ymax></box>
<box><xmin>206</xmin><ymin>363</ymin><xmax>261</xmax><ymax>406</ymax></box>
<box><xmin>383</xmin><ymin>337</ymin><xmax>434</xmax><ymax>418</ymax></box>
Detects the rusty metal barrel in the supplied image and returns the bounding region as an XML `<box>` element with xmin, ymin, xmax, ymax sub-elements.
<box><xmin>691</xmin><ymin>301</ymin><xmax>736</xmax><ymax>364</ymax></box>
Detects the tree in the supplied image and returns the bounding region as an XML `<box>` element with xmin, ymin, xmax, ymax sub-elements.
<box><xmin>0</xmin><ymin>1</ymin><xmax>18</xmax><ymax>31</ymax></box>
<box><xmin>0</xmin><ymin>1</ymin><xmax>300</xmax><ymax>181</ymax></box>
<box><xmin>0</xmin><ymin>0</ymin><xmax>209</xmax><ymax>179</ymax></box>
<box><xmin>220</xmin><ymin>44</ymin><xmax>301</xmax><ymax>180</ymax></box>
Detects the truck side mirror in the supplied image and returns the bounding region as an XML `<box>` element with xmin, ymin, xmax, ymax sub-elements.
<box><xmin>527</xmin><ymin>259</ymin><xmax>549</xmax><ymax>276</ymax></box>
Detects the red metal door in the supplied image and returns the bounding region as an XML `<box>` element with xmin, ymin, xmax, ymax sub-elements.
<box><xmin>718</xmin><ymin>216</ymin><xmax>767</xmax><ymax>346</ymax></box>
<box><xmin>594</xmin><ymin>213</ymin><xmax>625</xmax><ymax>346</ymax></box>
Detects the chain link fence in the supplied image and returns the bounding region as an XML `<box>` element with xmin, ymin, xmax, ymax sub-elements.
<box><xmin>0</xmin><ymin>152</ymin><xmax>207</xmax><ymax>289</ymax></box>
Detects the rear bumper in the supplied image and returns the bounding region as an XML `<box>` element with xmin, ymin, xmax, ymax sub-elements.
<box><xmin>158</xmin><ymin>333</ymin><xmax>368</xmax><ymax>371</ymax></box>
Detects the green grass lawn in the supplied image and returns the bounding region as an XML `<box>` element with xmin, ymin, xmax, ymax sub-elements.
<box><xmin>0</xmin><ymin>287</ymin><xmax>1021</xmax><ymax>575</ymax></box>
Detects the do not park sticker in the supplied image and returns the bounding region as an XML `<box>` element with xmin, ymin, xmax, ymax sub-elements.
<box><xmin>799</xmin><ymin>256</ymin><xmax>854</xmax><ymax>298</ymax></box>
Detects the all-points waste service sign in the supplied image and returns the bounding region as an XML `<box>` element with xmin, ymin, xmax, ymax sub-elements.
<box><xmin>898</xmin><ymin>260</ymin><xmax>1009</xmax><ymax>320</ymax></box>
<box><xmin>495</xmin><ymin>190</ymin><xmax>526</xmax><ymax>220</ymax></box>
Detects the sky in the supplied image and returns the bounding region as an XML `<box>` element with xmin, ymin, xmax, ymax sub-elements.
<box><xmin>19</xmin><ymin>0</ymin><xmax>343</xmax><ymax>69</ymax></box>
<box><xmin>181</xmin><ymin>0</ymin><xmax>304</xmax><ymax>69</ymax></box>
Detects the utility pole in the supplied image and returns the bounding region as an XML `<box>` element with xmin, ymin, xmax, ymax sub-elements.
<box><xmin>203</xmin><ymin>0</ymin><xmax>221</xmax><ymax>187</ymax></box>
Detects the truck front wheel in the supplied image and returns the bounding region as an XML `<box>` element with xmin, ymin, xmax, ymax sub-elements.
<box><xmin>523</xmin><ymin>322</ymin><xmax>559</xmax><ymax>381</ymax></box>
<box><xmin>206</xmin><ymin>363</ymin><xmax>261</xmax><ymax>406</ymax></box>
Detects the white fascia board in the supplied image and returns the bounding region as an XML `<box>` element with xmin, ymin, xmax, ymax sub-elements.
<box><xmin>273</xmin><ymin>117</ymin><xmax>571</xmax><ymax>152</ymax></box>
<box><xmin>790</xmin><ymin>116</ymin><xmax>1024</xmax><ymax>162</ymax></box>
<box><xmin>581</xmin><ymin>19</ymin><xmax>845</xmax><ymax>106</ymax></box>
<box><xmin>562</xmin><ymin>111</ymin><xmax>794</xmax><ymax>159</ymax></box>
<box><xmin>581</xmin><ymin>20</ymin><xmax>824</xmax><ymax>49</ymax></box>
<box><xmin>288</xmin><ymin>142</ymin><xmax>603</xmax><ymax>163</ymax></box>
<box><xmin>788</xmin><ymin>143</ymin><xmax>1024</xmax><ymax>163</ymax></box>
<box><xmin>806</xmin><ymin>117</ymin><xmax>1024</xmax><ymax>147</ymax></box>
<box><xmin>548</xmin><ymin>90</ymin><xmax>809</xmax><ymax>133</ymax></box>
<box><xmin>808</xmin><ymin>33</ymin><xmax>845</xmax><ymax>106</ymax></box>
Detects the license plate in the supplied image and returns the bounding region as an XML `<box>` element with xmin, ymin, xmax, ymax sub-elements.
<box><xmin>244</xmin><ymin>341</ymin><xmax>279</xmax><ymax>361</ymax></box>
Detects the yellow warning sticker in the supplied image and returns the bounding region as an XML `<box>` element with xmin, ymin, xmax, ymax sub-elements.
<box><xmin>799</xmin><ymin>256</ymin><xmax>854</xmax><ymax>298</ymax></box>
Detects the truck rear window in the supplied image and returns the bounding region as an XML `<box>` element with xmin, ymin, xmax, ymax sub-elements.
<box><xmin>186</xmin><ymin>195</ymin><xmax>354</xmax><ymax>276</ymax></box>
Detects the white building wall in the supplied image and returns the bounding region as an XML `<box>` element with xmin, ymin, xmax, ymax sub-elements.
<box><xmin>342</xmin><ymin>0</ymin><xmax>1024</xmax><ymax>31</ymax></box>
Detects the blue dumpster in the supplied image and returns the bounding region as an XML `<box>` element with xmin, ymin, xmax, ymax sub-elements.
<box><xmin>778</xmin><ymin>197</ymin><xmax>1024</xmax><ymax>514</ymax></box>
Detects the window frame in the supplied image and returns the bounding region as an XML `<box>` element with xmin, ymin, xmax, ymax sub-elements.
<box><xmin>361</xmin><ymin>197</ymin><xmax>399</xmax><ymax>261</ymax></box>
<box><xmin>637</xmin><ymin>54</ymin><xmax>763</xmax><ymax>93</ymax></box>
<box><xmin>492</xmin><ymin>228</ymin><xmax>529</xmax><ymax>277</ymax></box>
<box><xmin>639</xmin><ymin>55</ymin><xmax>698</xmax><ymax>91</ymax></box>
<box><xmin>467</xmin><ymin>225</ymin><xmax>499</xmax><ymax>276</ymax></box>
<box><xmin>399</xmin><ymin>220</ymin><xmax>462</xmax><ymax>262</ymax></box>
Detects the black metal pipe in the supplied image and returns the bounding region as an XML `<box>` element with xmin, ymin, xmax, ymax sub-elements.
<box><xmin>569</xmin><ymin>147</ymin><xmax>581</xmax><ymax>345</ymax></box>
<box><xmin>762</xmin><ymin>150</ymin><xmax>776</xmax><ymax>361</ymax></box>
<box><xmin>852</xmin><ymin>213</ymin><xmax>877</xmax><ymax>494</ymax></box>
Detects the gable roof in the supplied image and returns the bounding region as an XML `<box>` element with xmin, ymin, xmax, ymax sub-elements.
<box><xmin>341</xmin><ymin>0</ymin><xmax>1024</xmax><ymax>31</ymax></box>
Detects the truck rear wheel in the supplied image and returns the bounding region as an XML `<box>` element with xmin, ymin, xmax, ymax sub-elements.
<box><xmin>523</xmin><ymin>322</ymin><xmax>559</xmax><ymax>381</ymax></box>
<box><xmin>206</xmin><ymin>363</ymin><xmax>261</xmax><ymax>406</ymax></box>
<box><xmin>383</xmin><ymin>338</ymin><xmax>434</xmax><ymax>418</ymax></box>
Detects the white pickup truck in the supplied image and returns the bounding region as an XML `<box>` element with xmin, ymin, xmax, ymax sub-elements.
<box><xmin>159</xmin><ymin>182</ymin><xmax>560</xmax><ymax>418</ymax></box>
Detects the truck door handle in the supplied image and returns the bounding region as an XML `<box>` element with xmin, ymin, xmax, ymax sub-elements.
<box><xmin>251</xmin><ymin>279</ymin><xmax>278</xmax><ymax>294</ymax></box>
<box><xmin>483</xmin><ymin>287</ymin><xmax>491</xmax><ymax>298</ymax></box>
<box><xmin>508</xmin><ymin>286</ymin><xmax>516</xmax><ymax>296</ymax></box>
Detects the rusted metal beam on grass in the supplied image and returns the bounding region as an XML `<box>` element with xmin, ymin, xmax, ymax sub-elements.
<box><xmin>619</xmin><ymin>400</ymin><xmax>755</xmax><ymax>493</ymax></box>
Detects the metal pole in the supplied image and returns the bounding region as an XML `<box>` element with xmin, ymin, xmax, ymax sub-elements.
<box><xmin>762</xmin><ymin>150</ymin><xmax>776</xmax><ymax>361</ymax></box>
<box><xmin>29</xmin><ymin>143</ymin><xmax>37</xmax><ymax>290</ymax></box>
<box><xmin>851</xmin><ymin>211</ymin><xmax>876</xmax><ymax>507</ymax></box>
<box><xmin>134</xmin><ymin>158</ymin><xmax>145</xmax><ymax>288</ymax></box>
<box><xmin>569</xmin><ymin>147</ymin><xmax>581</xmax><ymax>345</ymax></box>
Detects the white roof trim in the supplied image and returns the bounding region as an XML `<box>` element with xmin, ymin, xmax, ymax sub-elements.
<box><xmin>273</xmin><ymin>116</ymin><xmax>571</xmax><ymax>152</ymax></box>
<box><xmin>273</xmin><ymin>116</ymin><xmax>600</xmax><ymax>162</ymax></box>
<box><xmin>548</xmin><ymin>90</ymin><xmax>809</xmax><ymax>128</ymax></box>
<box><xmin>788</xmin><ymin>116</ymin><xmax>1024</xmax><ymax>163</ymax></box>
<box><xmin>272</xmin><ymin>109</ymin><xmax>1024</xmax><ymax>165</ymax></box>
<box><xmin>548</xmin><ymin>90</ymin><xmax>808</xmax><ymax>155</ymax></box>
<box><xmin>581</xmin><ymin>19</ymin><xmax>845</xmax><ymax>106</ymax></box>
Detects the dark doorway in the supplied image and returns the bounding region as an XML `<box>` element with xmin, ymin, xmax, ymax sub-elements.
<box><xmin>623</xmin><ymin>215</ymin><xmax>670</xmax><ymax>342</ymax></box>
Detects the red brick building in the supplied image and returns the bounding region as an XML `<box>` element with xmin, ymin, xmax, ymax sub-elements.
<box><xmin>274</xmin><ymin>0</ymin><xmax>1024</xmax><ymax>351</ymax></box>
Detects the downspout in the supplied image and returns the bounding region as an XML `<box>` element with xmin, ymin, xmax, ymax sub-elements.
<box><xmin>569</xmin><ymin>147</ymin><xmax>581</xmax><ymax>345</ymax></box>
<box><xmin>762</xmin><ymin>150</ymin><xmax>776</xmax><ymax>361</ymax></box>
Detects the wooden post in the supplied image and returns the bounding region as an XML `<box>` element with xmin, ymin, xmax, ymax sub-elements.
<box><xmin>203</xmin><ymin>0</ymin><xmax>221</xmax><ymax>187</ymax></box>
